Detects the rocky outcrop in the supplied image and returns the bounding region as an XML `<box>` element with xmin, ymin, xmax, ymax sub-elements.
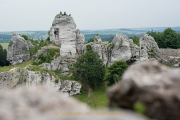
<box><xmin>32</xmin><ymin>45</ymin><xmax>60</xmax><ymax>61</ymax></box>
<box><xmin>140</xmin><ymin>34</ymin><xmax>162</xmax><ymax>61</ymax></box>
<box><xmin>0</xmin><ymin>67</ymin><xmax>81</xmax><ymax>96</ymax></box>
<box><xmin>7</xmin><ymin>33</ymin><xmax>34</xmax><ymax>65</ymax></box>
<box><xmin>60</xmin><ymin>64</ymin><xmax>69</xmax><ymax>77</ymax></box>
<box><xmin>0</xmin><ymin>85</ymin><xmax>149</xmax><ymax>120</ymax></box>
<box><xmin>39</xmin><ymin>56</ymin><xmax>61</xmax><ymax>71</ymax></box>
<box><xmin>83</xmin><ymin>34</ymin><xmax>148</xmax><ymax>67</ymax></box>
<box><xmin>107</xmin><ymin>61</ymin><xmax>180</xmax><ymax>120</ymax></box>
<box><xmin>49</xmin><ymin>12</ymin><xmax>85</xmax><ymax>77</ymax></box>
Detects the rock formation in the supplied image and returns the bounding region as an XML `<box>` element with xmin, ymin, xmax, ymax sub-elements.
<box><xmin>39</xmin><ymin>56</ymin><xmax>61</xmax><ymax>71</ymax></box>
<box><xmin>0</xmin><ymin>67</ymin><xmax>81</xmax><ymax>96</ymax></box>
<box><xmin>83</xmin><ymin>34</ymin><xmax>148</xmax><ymax>67</ymax></box>
<box><xmin>140</xmin><ymin>34</ymin><xmax>162</xmax><ymax>61</ymax></box>
<box><xmin>107</xmin><ymin>61</ymin><xmax>180</xmax><ymax>120</ymax></box>
<box><xmin>48</xmin><ymin>12</ymin><xmax>85</xmax><ymax>76</ymax></box>
<box><xmin>0</xmin><ymin>85</ymin><xmax>149</xmax><ymax>120</ymax></box>
<box><xmin>7</xmin><ymin>33</ymin><xmax>34</xmax><ymax>65</ymax></box>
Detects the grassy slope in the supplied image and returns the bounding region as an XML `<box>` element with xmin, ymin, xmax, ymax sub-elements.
<box><xmin>73</xmin><ymin>67</ymin><xmax>109</xmax><ymax>109</ymax></box>
<box><xmin>0</xmin><ymin>54</ymin><xmax>110</xmax><ymax>109</ymax></box>
<box><xmin>0</xmin><ymin>61</ymin><xmax>32</xmax><ymax>73</ymax></box>
<box><xmin>0</xmin><ymin>43</ymin><xmax>9</xmax><ymax>50</ymax></box>
<box><xmin>74</xmin><ymin>87</ymin><xmax>109</xmax><ymax>109</ymax></box>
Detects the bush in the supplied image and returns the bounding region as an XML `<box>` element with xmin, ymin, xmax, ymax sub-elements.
<box><xmin>105</xmin><ymin>60</ymin><xmax>128</xmax><ymax>86</ymax></box>
<box><xmin>86</xmin><ymin>38</ymin><xmax>94</xmax><ymax>43</ymax></box>
<box><xmin>21</xmin><ymin>35</ymin><xmax>28</xmax><ymax>40</ymax></box>
<box><xmin>74</xmin><ymin>48</ymin><xmax>105</xmax><ymax>89</ymax></box>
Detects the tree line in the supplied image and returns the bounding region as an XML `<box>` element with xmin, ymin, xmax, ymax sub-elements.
<box><xmin>0</xmin><ymin>44</ymin><xmax>9</xmax><ymax>66</ymax></box>
<box><xmin>147</xmin><ymin>28</ymin><xmax>180</xmax><ymax>49</ymax></box>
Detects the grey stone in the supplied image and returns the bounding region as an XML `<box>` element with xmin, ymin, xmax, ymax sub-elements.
<box><xmin>7</xmin><ymin>33</ymin><xmax>34</xmax><ymax>65</ymax></box>
<box><xmin>107</xmin><ymin>61</ymin><xmax>180</xmax><ymax>120</ymax></box>
<box><xmin>0</xmin><ymin>67</ymin><xmax>81</xmax><ymax>96</ymax></box>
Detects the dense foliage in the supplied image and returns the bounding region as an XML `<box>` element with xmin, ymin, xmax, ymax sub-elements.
<box><xmin>129</xmin><ymin>35</ymin><xmax>140</xmax><ymax>46</ymax></box>
<box><xmin>0</xmin><ymin>44</ymin><xmax>9</xmax><ymax>66</ymax></box>
<box><xmin>147</xmin><ymin>28</ymin><xmax>180</xmax><ymax>49</ymax></box>
<box><xmin>105</xmin><ymin>60</ymin><xmax>128</xmax><ymax>85</ymax></box>
<box><xmin>73</xmin><ymin>46</ymin><xmax>105</xmax><ymax>89</ymax></box>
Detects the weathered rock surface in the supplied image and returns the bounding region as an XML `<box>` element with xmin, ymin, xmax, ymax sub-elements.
<box><xmin>60</xmin><ymin>64</ymin><xmax>69</xmax><ymax>77</ymax></box>
<box><xmin>107</xmin><ymin>61</ymin><xmax>180</xmax><ymax>120</ymax></box>
<box><xmin>32</xmin><ymin>45</ymin><xmax>60</xmax><ymax>61</ymax></box>
<box><xmin>0</xmin><ymin>67</ymin><xmax>81</xmax><ymax>96</ymax></box>
<box><xmin>140</xmin><ymin>34</ymin><xmax>162</xmax><ymax>61</ymax></box>
<box><xmin>39</xmin><ymin>56</ymin><xmax>61</xmax><ymax>71</ymax></box>
<box><xmin>0</xmin><ymin>85</ymin><xmax>149</xmax><ymax>120</ymax></box>
<box><xmin>49</xmin><ymin>13</ymin><xmax>85</xmax><ymax>77</ymax></box>
<box><xmin>7</xmin><ymin>33</ymin><xmax>34</xmax><ymax>65</ymax></box>
<box><xmin>83</xmin><ymin>34</ymin><xmax>148</xmax><ymax>66</ymax></box>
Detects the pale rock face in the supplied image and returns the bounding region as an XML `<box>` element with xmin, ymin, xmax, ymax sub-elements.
<box><xmin>7</xmin><ymin>33</ymin><xmax>34</xmax><ymax>65</ymax></box>
<box><xmin>50</xmin><ymin>14</ymin><xmax>76</xmax><ymax>46</ymax></box>
<box><xmin>107</xmin><ymin>61</ymin><xmax>180</xmax><ymax>120</ymax></box>
<box><xmin>94</xmin><ymin>36</ymin><xmax>102</xmax><ymax>44</ymax></box>
<box><xmin>140</xmin><ymin>34</ymin><xmax>162</xmax><ymax>60</ymax></box>
<box><xmin>0</xmin><ymin>67</ymin><xmax>81</xmax><ymax>96</ymax></box>
<box><xmin>39</xmin><ymin>56</ymin><xmax>61</xmax><ymax>71</ymax></box>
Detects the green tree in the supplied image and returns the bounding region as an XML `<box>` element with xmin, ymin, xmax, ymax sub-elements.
<box><xmin>105</xmin><ymin>60</ymin><xmax>128</xmax><ymax>86</ymax></box>
<box><xmin>21</xmin><ymin>35</ymin><xmax>28</xmax><ymax>40</ymax></box>
<box><xmin>86</xmin><ymin>38</ymin><xmax>94</xmax><ymax>43</ymax></box>
<box><xmin>163</xmin><ymin>28</ymin><xmax>178</xmax><ymax>49</ymax></box>
<box><xmin>129</xmin><ymin>35</ymin><xmax>139</xmax><ymax>46</ymax></box>
<box><xmin>147</xmin><ymin>28</ymin><xmax>179</xmax><ymax>49</ymax></box>
<box><xmin>0</xmin><ymin>44</ymin><xmax>9</xmax><ymax>66</ymax></box>
<box><xmin>74</xmin><ymin>46</ymin><xmax>105</xmax><ymax>89</ymax></box>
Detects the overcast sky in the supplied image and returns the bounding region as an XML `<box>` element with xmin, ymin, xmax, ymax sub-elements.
<box><xmin>0</xmin><ymin>0</ymin><xmax>180</xmax><ymax>31</ymax></box>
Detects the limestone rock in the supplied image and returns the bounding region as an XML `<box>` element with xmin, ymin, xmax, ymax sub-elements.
<box><xmin>0</xmin><ymin>67</ymin><xmax>81</xmax><ymax>96</ymax></box>
<box><xmin>50</xmin><ymin>14</ymin><xmax>76</xmax><ymax>46</ymax></box>
<box><xmin>107</xmin><ymin>61</ymin><xmax>180</xmax><ymax>120</ymax></box>
<box><xmin>140</xmin><ymin>34</ymin><xmax>162</xmax><ymax>60</ymax></box>
<box><xmin>60</xmin><ymin>64</ymin><xmax>69</xmax><ymax>77</ymax></box>
<box><xmin>94</xmin><ymin>36</ymin><xmax>102</xmax><ymax>44</ymax></box>
<box><xmin>0</xmin><ymin>86</ymin><xmax>149</xmax><ymax>120</ymax></box>
<box><xmin>39</xmin><ymin>56</ymin><xmax>61</xmax><ymax>71</ymax></box>
<box><xmin>7</xmin><ymin>33</ymin><xmax>34</xmax><ymax>65</ymax></box>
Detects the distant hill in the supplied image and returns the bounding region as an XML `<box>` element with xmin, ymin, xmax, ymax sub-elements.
<box><xmin>0</xmin><ymin>27</ymin><xmax>180</xmax><ymax>43</ymax></box>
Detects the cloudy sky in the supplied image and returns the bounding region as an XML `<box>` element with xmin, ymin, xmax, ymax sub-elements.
<box><xmin>0</xmin><ymin>0</ymin><xmax>180</xmax><ymax>31</ymax></box>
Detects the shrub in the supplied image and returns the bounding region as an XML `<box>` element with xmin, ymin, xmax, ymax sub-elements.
<box><xmin>105</xmin><ymin>60</ymin><xmax>128</xmax><ymax>86</ymax></box>
<box><xmin>74</xmin><ymin>49</ymin><xmax>105</xmax><ymax>89</ymax></box>
<box><xmin>21</xmin><ymin>35</ymin><xmax>28</xmax><ymax>40</ymax></box>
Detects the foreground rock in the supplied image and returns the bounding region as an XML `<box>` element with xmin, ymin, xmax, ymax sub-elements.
<box><xmin>107</xmin><ymin>61</ymin><xmax>180</xmax><ymax>120</ymax></box>
<box><xmin>0</xmin><ymin>86</ymin><xmax>149</xmax><ymax>120</ymax></box>
<box><xmin>7</xmin><ymin>33</ymin><xmax>34</xmax><ymax>65</ymax></box>
<box><xmin>0</xmin><ymin>67</ymin><xmax>81</xmax><ymax>96</ymax></box>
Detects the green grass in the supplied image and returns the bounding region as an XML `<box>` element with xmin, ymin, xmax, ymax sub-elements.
<box><xmin>74</xmin><ymin>87</ymin><xmax>109</xmax><ymax>109</ymax></box>
<box><xmin>0</xmin><ymin>43</ymin><xmax>9</xmax><ymax>50</ymax></box>
<box><xmin>102</xmin><ymin>41</ymin><xmax>109</xmax><ymax>44</ymax></box>
<box><xmin>54</xmin><ymin>68</ymin><xmax>77</xmax><ymax>81</ymax></box>
<box><xmin>0</xmin><ymin>61</ymin><xmax>32</xmax><ymax>73</ymax></box>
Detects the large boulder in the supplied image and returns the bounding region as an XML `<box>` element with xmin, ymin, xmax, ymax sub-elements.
<box><xmin>0</xmin><ymin>85</ymin><xmax>149</xmax><ymax>120</ymax></box>
<box><xmin>107</xmin><ymin>61</ymin><xmax>180</xmax><ymax>120</ymax></box>
<box><xmin>7</xmin><ymin>33</ymin><xmax>34</xmax><ymax>65</ymax></box>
